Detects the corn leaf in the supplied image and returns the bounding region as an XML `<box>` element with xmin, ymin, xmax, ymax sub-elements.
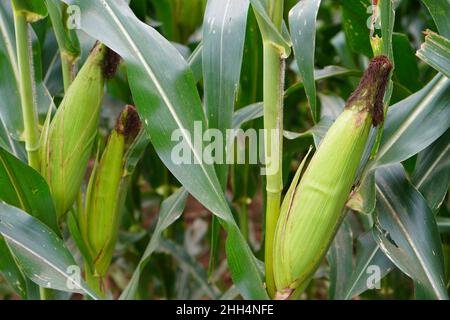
<box><xmin>285</xmin><ymin>65</ymin><xmax>360</xmax><ymax>98</ymax></box>
<box><xmin>120</xmin><ymin>187</ymin><xmax>188</xmax><ymax>300</ymax></box>
<box><xmin>392</xmin><ymin>33</ymin><xmax>421</xmax><ymax>92</ymax></box>
<box><xmin>0</xmin><ymin>146</ymin><xmax>58</xmax><ymax>299</ymax></box>
<box><xmin>289</xmin><ymin>0</ymin><xmax>321</xmax><ymax>122</ymax></box>
<box><xmin>372</xmin><ymin>74</ymin><xmax>450</xmax><ymax>167</ymax></box>
<box><xmin>45</xmin><ymin>0</ymin><xmax>80</xmax><ymax>59</ymax></box>
<box><xmin>380</xmin><ymin>0</ymin><xmax>395</xmax><ymax>61</ymax></box>
<box><xmin>0</xmin><ymin>236</ymin><xmax>27</xmax><ymax>298</ymax></box>
<box><xmin>327</xmin><ymin>221</ymin><xmax>353</xmax><ymax>299</ymax></box>
<box><xmin>437</xmin><ymin>217</ymin><xmax>450</xmax><ymax>234</ymax></box>
<box><xmin>412</xmin><ymin>129</ymin><xmax>450</xmax><ymax>212</ymax></box>
<box><xmin>187</xmin><ymin>42</ymin><xmax>203</xmax><ymax>83</ymax></box>
<box><xmin>374</xmin><ymin>164</ymin><xmax>448</xmax><ymax>300</ymax></box>
<box><xmin>11</xmin><ymin>0</ymin><xmax>48</xmax><ymax>22</ymax></box>
<box><xmin>416</xmin><ymin>30</ymin><xmax>450</xmax><ymax>79</ymax></box>
<box><xmin>203</xmin><ymin>0</ymin><xmax>249</xmax><ymax>187</ymax></box>
<box><xmin>249</xmin><ymin>0</ymin><xmax>291</xmax><ymax>56</ymax></box>
<box><xmin>318</xmin><ymin>93</ymin><xmax>345</xmax><ymax>120</ymax></box>
<box><xmin>0</xmin><ymin>2</ymin><xmax>23</xmax><ymax>149</ymax></box>
<box><xmin>232</xmin><ymin>102</ymin><xmax>264</xmax><ymax>129</ymax></box>
<box><xmin>341</xmin><ymin>231</ymin><xmax>394</xmax><ymax>300</ymax></box>
<box><xmin>157</xmin><ymin>239</ymin><xmax>220</xmax><ymax>299</ymax></box>
<box><xmin>420</xmin><ymin>0</ymin><xmax>450</xmax><ymax>39</ymax></box>
<box><xmin>341</xmin><ymin>0</ymin><xmax>372</xmax><ymax>57</ymax></box>
<box><xmin>0</xmin><ymin>147</ymin><xmax>58</xmax><ymax>233</ymax></box>
<box><xmin>0</xmin><ymin>202</ymin><xmax>98</xmax><ymax>299</ymax></box>
<box><xmin>202</xmin><ymin>0</ymin><xmax>249</xmax><ymax>274</ymax></box>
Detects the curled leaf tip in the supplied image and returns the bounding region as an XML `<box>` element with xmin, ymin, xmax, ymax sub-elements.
<box><xmin>346</xmin><ymin>55</ymin><xmax>393</xmax><ymax>126</ymax></box>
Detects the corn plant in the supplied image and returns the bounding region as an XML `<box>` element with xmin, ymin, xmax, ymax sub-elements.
<box><xmin>0</xmin><ymin>0</ymin><xmax>449</xmax><ymax>301</ymax></box>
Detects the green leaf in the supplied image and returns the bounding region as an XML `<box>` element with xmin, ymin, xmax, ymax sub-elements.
<box><xmin>65</xmin><ymin>0</ymin><xmax>268</xmax><ymax>299</ymax></box>
<box><xmin>379</xmin><ymin>0</ymin><xmax>395</xmax><ymax>62</ymax></box>
<box><xmin>157</xmin><ymin>239</ymin><xmax>220</xmax><ymax>299</ymax></box>
<box><xmin>150</xmin><ymin>0</ymin><xmax>176</xmax><ymax>40</ymax></box>
<box><xmin>120</xmin><ymin>187</ymin><xmax>188</xmax><ymax>300</ymax></box>
<box><xmin>11</xmin><ymin>0</ymin><xmax>48</xmax><ymax>22</ymax></box>
<box><xmin>374</xmin><ymin>164</ymin><xmax>448</xmax><ymax>300</ymax></box>
<box><xmin>0</xmin><ymin>202</ymin><xmax>98</xmax><ymax>299</ymax></box>
<box><xmin>289</xmin><ymin>0</ymin><xmax>321</xmax><ymax>122</ymax></box>
<box><xmin>328</xmin><ymin>220</ymin><xmax>353</xmax><ymax>299</ymax></box>
<box><xmin>285</xmin><ymin>116</ymin><xmax>333</xmax><ymax>148</ymax></box>
<box><xmin>232</xmin><ymin>102</ymin><xmax>263</xmax><ymax>129</ymax></box>
<box><xmin>0</xmin><ymin>2</ymin><xmax>23</xmax><ymax>145</ymax></box>
<box><xmin>412</xmin><ymin>129</ymin><xmax>450</xmax><ymax>212</ymax></box>
<box><xmin>203</xmin><ymin>0</ymin><xmax>249</xmax><ymax>187</ymax></box>
<box><xmin>232</xmin><ymin>102</ymin><xmax>331</xmax><ymax>148</ymax></box>
<box><xmin>318</xmin><ymin>93</ymin><xmax>345</xmax><ymax>120</ymax></box>
<box><xmin>0</xmin><ymin>237</ymin><xmax>27</xmax><ymax>298</ymax></box>
<box><xmin>437</xmin><ymin>217</ymin><xmax>450</xmax><ymax>234</ymax></box>
<box><xmin>342</xmin><ymin>231</ymin><xmax>394</xmax><ymax>300</ymax></box>
<box><xmin>392</xmin><ymin>33</ymin><xmax>421</xmax><ymax>92</ymax></box>
<box><xmin>341</xmin><ymin>0</ymin><xmax>372</xmax><ymax>57</ymax></box>
<box><xmin>187</xmin><ymin>42</ymin><xmax>203</xmax><ymax>83</ymax></box>
<box><xmin>372</xmin><ymin>74</ymin><xmax>450</xmax><ymax>168</ymax></box>
<box><xmin>416</xmin><ymin>30</ymin><xmax>450</xmax><ymax>79</ymax></box>
<box><xmin>0</xmin><ymin>144</ymin><xmax>56</xmax><ymax>299</ymax></box>
<box><xmin>284</xmin><ymin>65</ymin><xmax>360</xmax><ymax>99</ymax></box>
<box><xmin>249</xmin><ymin>0</ymin><xmax>291</xmax><ymax>56</ymax></box>
<box><xmin>45</xmin><ymin>0</ymin><xmax>81</xmax><ymax>59</ymax></box>
<box><xmin>330</xmin><ymin>31</ymin><xmax>357</xmax><ymax>70</ymax></box>
<box><xmin>0</xmin><ymin>147</ymin><xmax>58</xmax><ymax>233</ymax></box>
<box><xmin>420</xmin><ymin>0</ymin><xmax>450</xmax><ymax>39</ymax></box>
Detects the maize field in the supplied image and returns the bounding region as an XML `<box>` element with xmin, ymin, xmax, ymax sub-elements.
<box><xmin>0</xmin><ymin>0</ymin><xmax>449</xmax><ymax>301</ymax></box>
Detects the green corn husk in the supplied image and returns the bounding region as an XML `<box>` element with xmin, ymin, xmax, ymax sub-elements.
<box><xmin>273</xmin><ymin>56</ymin><xmax>393</xmax><ymax>299</ymax></box>
<box><xmin>80</xmin><ymin>105</ymin><xmax>141</xmax><ymax>277</ymax></box>
<box><xmin>41</xmin><ymin>42</ymin><xmax>120</xmax><ymax>219</ymax></box>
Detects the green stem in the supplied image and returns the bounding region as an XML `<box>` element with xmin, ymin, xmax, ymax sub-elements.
<box><xmin>13</xmin><ymin>12</ymin><xmax>40</xmax><ymax>170</ymax></box>
<box><xmin>84</xmin><ymin>262</ymin><xmax>105</xmax><ymax>299</ymax></box>
<box><xmin>61</xmin><ymin>53</ymin><xmax>75</xmax><ymax>91</ymax></box>
<box><xmin>263</xmin><ymin>47</ymin><xmax>284</xmax><ymax>298</ymax></box>
<box><xmin>46</xmin><ymin>1</ymin><xmax>79</xmax><ymax>91</ymax></box>
<box><xmin>263</xmin><ymin>0</ymin><xmax>284</xmax><ymax>299</ymax></box>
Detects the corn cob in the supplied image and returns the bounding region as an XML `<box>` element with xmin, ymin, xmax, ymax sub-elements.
<box><xmin>80</xmin><ymin>105</ymin><xmax>141</xmax><ymax>277</ymax></box>
<box><xmin>273</xmin><ymin>56</ymin><xmax>392</xmax><ymax>299</ymax></box>
<box><xmin>41</xmin><ymin>42</ymin><xmax>120</xmax><ymax>219</ymax></box>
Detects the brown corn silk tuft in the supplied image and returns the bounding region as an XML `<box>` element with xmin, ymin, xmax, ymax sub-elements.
<box><xmin>116</xmin><ymin>105</ymin><xmax>141</xmax><ymax>142</ymax></box>
<box><xmin>346</xmin><ymin>55</ymin><xmax>392</xmax><ymax>126</ymax></box>
<box><xmin>102</xmin><ymin>46</ymin><xmax>122</xmax><ymax>79</ymax></box>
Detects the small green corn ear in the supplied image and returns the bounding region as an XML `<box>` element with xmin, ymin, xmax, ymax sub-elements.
<box><xmin>273</xmin><ymin>56</ymin><xmax>392</xmax><ymax>299</ymax></box>
<box><xmin>81</xmin><ymin>105</ymin><xmax>141</xmax><ymax>277</ymax></box>
<box><xmin>41</xmin><ymin>42</ymin><xmax>121</xmax><ymax>219</ymax></box>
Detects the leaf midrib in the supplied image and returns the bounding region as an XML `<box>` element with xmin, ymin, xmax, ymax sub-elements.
<box><xmin>375</xmin><ymin>183</ymin><xmax>446</xmax><ymax>299</ymax></box>
<box><xmin>376</xmin><ymin>76</ymin><xmax>448</xmax><ymax>163</ymax></box>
